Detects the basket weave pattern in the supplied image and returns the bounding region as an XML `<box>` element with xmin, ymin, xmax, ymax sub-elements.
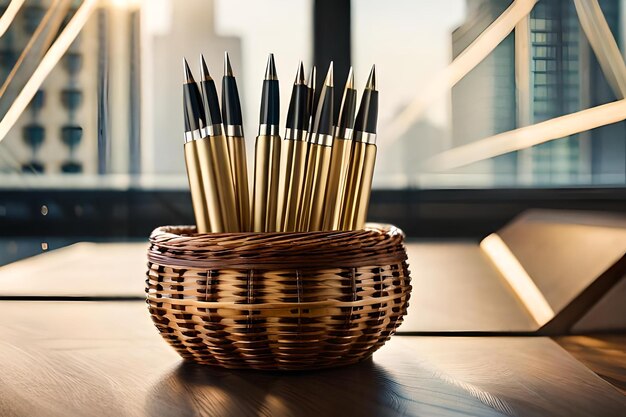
<box><xmin>146</xmin><ymin>224</ymin><xmax>411</xmax><ymax>370</ymax></box>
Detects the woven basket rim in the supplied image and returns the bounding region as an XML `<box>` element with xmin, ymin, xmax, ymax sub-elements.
<box><xmin>147</xmin><ymin>223</ymin><xmax>408</xmax><ymax>270</ymax></box>
<box><xmin>150</xmin><ymin>222</ymin><xmax>404</xmax><ymax>240</ymax></box>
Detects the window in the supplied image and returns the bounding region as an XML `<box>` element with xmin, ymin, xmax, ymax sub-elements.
<box><xmin>0</xmin><ymin>0</ymin><xmax>624</xmax><ymax>246</ymax></box>
<box><xmin>352</xmin><ymin>0</ymin><xmax>626</xmax><ymax>187</ymax></box>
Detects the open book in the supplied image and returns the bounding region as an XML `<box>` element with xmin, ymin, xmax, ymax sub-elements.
<box><xmin>402</xmin><ymin>209</ymin><xmax>626</xmax><ymax>334</ymax></box>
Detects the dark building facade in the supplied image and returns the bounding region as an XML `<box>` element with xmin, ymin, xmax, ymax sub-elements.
<box><xmin>452</xmin><ymin>0</ymin><xmax>626</xmax><ymax>185</ymax></box>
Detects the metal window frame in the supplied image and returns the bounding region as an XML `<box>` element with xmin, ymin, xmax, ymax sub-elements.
<box><xmin>1</xmin><ymin>187</ymin><xmax>625</xmax><ymax>239</ymax></box>
<box><xmin>0</xmin><ymin>1</ymin><xmax>624</xmax><ymax>241</ymax></box>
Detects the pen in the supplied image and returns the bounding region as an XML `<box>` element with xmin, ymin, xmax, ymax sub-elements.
<box><xmin>197</xmin><ymin>55</ymin><xmax>239</xmax><ymax>232</ymax></box>
<box><xmin>277</xmin><ymin>62</ymin><xmax>309</xmax><ymax>231</ymax></box>
<box><xmin>222</xmin><ymin>52</ymin><xmax>250</xmax><ymax>231</ymax></box>
<box><xmin>307</xmin><ymin>66</ymin><xmax>317</xmax><ymax>132</ymax></box>
<box><xmin>251</xmin><ymin>53</ymin><xmax>281</xmax><ymax>232</ymax></box>
<box><xmin>299</xmin><ymin>62</ymin><xmax>334</xmax><ymax>231</ymax></box>
<box><xmin>341</xmin><ymin>65</ymin><xmax>378</xmax><ymax>230</ymax></box>
<box><xmin>182</xmin><ymin>59</ymin><xmax>217</xmax><ymax>232</ymax></box>
<box><xmin>322</xmin><ymin>67</ymin><xmax>356</xmax><ymax>230</ymax></box>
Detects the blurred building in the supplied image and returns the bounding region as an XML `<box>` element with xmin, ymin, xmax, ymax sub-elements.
<box><xmin>375</xmin><ymin>114</ymin><xmax>447</xmax><ymax>188</ymax></box>
<box><xmin>0</xmin><ymin>0</ymin><xmax>242</xmax><ymax>177</ymax></box>
<box><xmin>452</xmin><ymin>0</ymin><xmax>626</xmax><ymax>185</ymax></box>
<box><xmin>451</xmin><ymin>0</ymin><xmax>515</xmax><ymax>184</ymax></box>
<box><xmin>140</xmin><ymin>0</ymin><xmax>241</xmax><ymax>176</ymax></box>
<box><xmin>0</xmin><ymin>1</ymin><xmax>99</xmax><ymax>175</ymax></box>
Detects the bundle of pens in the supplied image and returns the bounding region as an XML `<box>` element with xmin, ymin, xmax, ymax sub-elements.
<box><xmin>182</xmin><ymin>52</ymin><xmax>378</xmax><ymax>233</ymax></box>
<box><xmin>146</xmin><ymin>52</ymin><xmax>410</xmax><ymax>371</ymax></box>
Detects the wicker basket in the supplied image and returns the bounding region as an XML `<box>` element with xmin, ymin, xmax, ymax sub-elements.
<box><xmin>145</xmin><ymin>223</ymin><xmax>411</xmax><ymax>371</ymax></box>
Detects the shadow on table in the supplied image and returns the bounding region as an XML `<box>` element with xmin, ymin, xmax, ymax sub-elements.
<box><xmin>146</xmin><ymin>358</ymin><xmax>409</xmax><ymax>417</ymax></box>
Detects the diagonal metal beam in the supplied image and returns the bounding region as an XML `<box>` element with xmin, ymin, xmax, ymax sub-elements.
<box><xmin>574</xmin><ymin>0</ymin><xmax>626</xmax><ymax>99</ymax></box>
<box><xmin>427</xmin><ymin>98</ymin><xmax>626</xmax><ymax>171</ymax></box>
<box><xmin>0</xmin><ymin>0</ymin><xmax>72</xmax><ymax>109</ymax></box>
<box><xmin>0</xmin><ymin>0</ymin><xmax>25</xmax><ymax>38</ymax></box>
<box><xmin>0</xmin><ymin>0</ymin><xmax>99</xmax><ymax>144</ymax></box>
<box><xmin>382</xmin><ymin>0</ymin><xmax>538</xmax><ymax>147</ymax></box>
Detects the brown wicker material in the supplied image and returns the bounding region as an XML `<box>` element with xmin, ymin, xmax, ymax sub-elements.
<box><xmin>146</xmin><ymin>223</ymin><xmax>412</xmax><ymax>371</ymax></box>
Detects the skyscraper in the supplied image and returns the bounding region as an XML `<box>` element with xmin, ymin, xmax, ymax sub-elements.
<box><xmin>451</xmin><ymin>0</ymin><xmax>626</xmax><ymax>185</ymax></box>
<box><xmin>451</xmin><ymin>0</ymin><xmax>516</xmax><ymax>184</ymax></box>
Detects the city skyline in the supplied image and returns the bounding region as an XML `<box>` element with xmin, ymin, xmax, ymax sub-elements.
<box><xmin>450</xmin><ymin>0</ymin><xmax>626</xmax><ymax>185</ymax></box>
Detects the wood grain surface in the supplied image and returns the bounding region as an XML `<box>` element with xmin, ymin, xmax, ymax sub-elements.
<box><xmin>403</xmin><ymin>242</ymin><xmax>537</xmax><ymax>332</ymax></box>
<box><xmin>556</xmin><ymin>335</ymin><xmax>626</xmax><ymax>395</ymax></box>
<box><xmin>0</xmin><ymin>242</ymin><xmax>147</xmax><ymax>298</ymax></box>
<box><xmin>572</xmin><ymin>274</ymin><xmax>626</xmax><ymax>333</ymax></box>
<box><xmin>0</xmin><ymin>301</ymin><xmax>623</xmax><ymax>417</ymax></box>
<box><xmin>0</xmin><ymin>234</ymin><xmax>623</xmax><ymax>336</ymax></box>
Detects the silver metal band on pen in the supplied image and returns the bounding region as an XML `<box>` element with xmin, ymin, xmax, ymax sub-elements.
<box><xmin>184</xmin><ymin>128</ymin><xmax>203</xmax><ymax>142</ymax></box>
<box><xmin>285</xmin><ymin>128</ymin><xmax>307</xmax><ymax>141</ymax></box>
<box><xmin>258</xmin><ymin>124</ymin><xmax>280</xmax><ymax>136</ymax></box>
<box><xmin>186</xmin><ymin>124</ymin><xmax>235</xmax><ymax>142</ymax></box>
<box><xmin>225</xmin><ymin>125</ymin><xmax>244</xmax><ymax>137</ymax></box>
<box><xmin>308</xmin><ymin>132</ymin><xmax>334</xmax><ymax>146</ymax></box>
<box><xmin>354</xmin><ymin>131</ymin><xmax>376</xmax><ymax>144</ymax></box>
<box><xmin>334</xmin><ymin>127</ymin><xmax>354</xmax><ymax>141</ymax></box>
<box><xmin>202</xmin><ymin>123</ymin><xmax>224</xmax><ymax>137</ymax></box>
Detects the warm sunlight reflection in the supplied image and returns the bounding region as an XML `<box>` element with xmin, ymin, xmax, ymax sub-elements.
<box><xmin>383</xmin><ymin>0</ymin><xmax>538</xmax><ymax>147</ymax></box>
<box><xmin>0</xmin><ymin>0</ymin><xmax>25</xmax><ymax>38</ymax></box>
<box><xmin>480</xmin><ymin>233</ymin><xmax>554</xmax><ymax>327</ymax></box>
<box><xmin>428</xmin><ymin>98</ymin><xmax>626</xmax><ymax>171</ymax></box>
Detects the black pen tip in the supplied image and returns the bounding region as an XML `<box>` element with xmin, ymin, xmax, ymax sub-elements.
<box><xmin>200</xmin><ymin>54</ymin><xmax>212</xmax><ymax>81</ymax></box>
<box><xmin>366</xmin><ymin>64</ymin><xmax>376</xmax><ymax>90</ymax></box>
<box><xmin>224</xmin><ymin>52</ymin><xmax>234</xmax><ymax>76</ymax></box>
<box><xmin>183</xmin><ymin>58</ymin><xmax>194</xmax><ymax>82</ymax></box>
<box><xmin>294</xmin><ymin>61</ymin><xmax>305</xmax><ymax>85</ymax></box>
<box><xmin>324</xmin><ymin>62</ymin><xmax>333</xmax><ymax>87</ymax></box>
<box><xmin>265</xmin><ymin>53</ymin><xmax>278</xmax><ymax>80</ymax></box>
<box><xmin>311</xmin><ymin>66</ymin><xmax>334</xmax><ymax>135</ymax></box>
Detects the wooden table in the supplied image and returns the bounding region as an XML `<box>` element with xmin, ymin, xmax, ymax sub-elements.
<box><xmin>4</xmin><ymin>235</ymin><xmax>624</xmax><ymax>335</ymax></box>
<box><xmin>0</xmin><ymin>241</ymin><xmax>561</xmax><ymax>331</ymax></box>
<box><xmin>0</xmin><ymin>238</ymin><xmax>625</xmax><ymax>416</ymax></box>
<box><xmin>0</xmin><ymin>300</ymin><xmax>624</xmax><ymax>417</ymax></box>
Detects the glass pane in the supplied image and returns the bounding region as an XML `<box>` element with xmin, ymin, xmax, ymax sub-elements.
<box><xmin>0</xmin><ymin>0</ymin><xmax>312</xmax><ymax>185</ymax></box>
<box><xmin>214</xmin><ymin>0</ymin><xmax>312</xmax><ymax>156</ymax></box>
<box><xmin>0</xmin><ymin>0</ymin><xmax>313</xmax><ymax>264</ymax></box>
<box><xmin>0</xmin><ymin>0</ymin><xmax>624</xmax><ymax>261</ymax></box>
<box><xmin>352</xmin><ymin>0</ymin><xmax>626</xmax><ymax>187</ymax></box>
<box><xmin>352</xmin><ymin>0</ymin><xmax>469</xmax><ymax>188</ymax></box>
<box><xmin>0</xmin><ymin>1</ymin><xmax>97</xmax><ymax>179</ymax></box>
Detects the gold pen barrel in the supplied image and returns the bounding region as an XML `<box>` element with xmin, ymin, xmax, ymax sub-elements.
<box><xmin>193</xmin><ymin>137</ymin><xmax>227</xmax><ymax>232</ymax></box>
<box><xmin>184</xmin><ymin>141</ymin><xmax>210</xmax><ymax>233</ymax></box>
<box><xmin>300</xmin><ymin>62</ymin><xmax>334</xmax><ymax>231</ymax></box>
<box><xmin>276</xmin><ymin>142</ymin><xmax>288</xmax><ymax>231</ymax></box>
<box><xmin>322</xmin><ymin>137</ymin><xmax>353</xmax><ymax>230</ymax></box>
<box><xmin>226</xmin><ymin>135</ymin><xmax>250</xmax><ymax>231</ymax></box>
<box><xmin>341</xmin><ymin>141</ymin><xmax>377</xmax><ymax>230</ymax></box>
<box><xmin>300</xmin><ymin>142</ymin><xmax>332</xmax><ymax>231</ymax></box>
<box><xmin>252</xmin><ymin>135</ymin><xmax>281</xmax><ymax>232</ymax></box>
<box><xmin>209</xmin><ymin>134</ymin><xmax>239</xmax><ymax>232</ymax></box>
<box><xmin>278</xmin><ymin>138</ymin><xmax>308</xmax><ymax>231</ymax></box>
